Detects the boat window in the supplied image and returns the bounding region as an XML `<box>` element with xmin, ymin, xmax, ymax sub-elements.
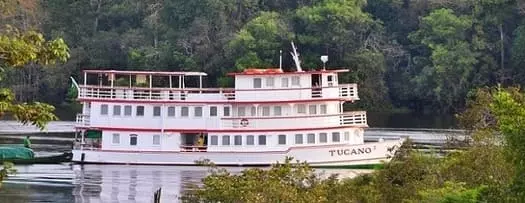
<box><xmin>319</xmin><ymin>133</ymin><xmax>328</xmax><ymax>143</ymax></box>
<box><xmin>100</xmin><ymin>104</ymin><xmax>108</xmax><ymax>115</ymax></box>
<box><xmin>253</xmin><ymin>78</ymin><xmax>262</xmax><ymax>88</ymax></box>
<box><xmin>327</xmin><ymin>75</ymin><xmax>334</xmax><ymax>86</ymax></box>
<box><xmin>113</xmin><ymin>105</ymin><xmax>121</xmax><ymax>116</ymax></box>
<box><xmin>307</xmin><ymin>133</ymin><xmax>315</xmax><ymax>144</ymax></box>
<box><xmin>222</xmin><ymin>135</ymin><xmax>230</xmax><ymax>145</ymax></box>
<box><xmin>274</xmin><ymin>106</ymin><xmax>282</xmax><ymax>116</ymax></box>
<box><xmin>136</xmin><ymin>106</ymin><xmax>144</xmax><ymax>116</ymax></box>
<box><xmin>153</xmin><ymin>135</ymin><xmax>160</xmax><ymax>145</ymax></box>
<box><xmin>246</xmin><ymin>135</ymin><xmax>255</xmax><ymax>145</ymax></box>
<box><xmin>344</xmin><ymin>131</ymin><xmax>350</xmax><ymax>141</ymax></box>
<box><xmin>223</xmin><ymin>106</ymin><xmax>230</xmax><ymax>116</ymax></box>
<box><xmin>130</xmin><ymin>134</ymin><xmax>138</xmax><ymax>146</ymax></box>
<box><xmin>210</xmin><ymin>106</ymin><xmax>217</xmax><ymax>116</ymax></box>
<box><xmin>238</xmin><ymin>107</ymin><xmax>246</xmax><ymax>116</ymax></box>
<box><xmin>258</xmin><ymin>135</ymin><xmax>266</xmax><ymax>145</ymax></box>
<box><xmin>250</xmin><ymin>106</ymin><xmax>256</xmax><ymax>116</ymax></box>
<box><xmin>194</xmin><ymin>107</ymin><xmax>203</xmax><ymax>117</ymax></box>
<box><xmin>234</xmin><ymin>135</ymin><xmax>242</xmax><ymax>146</ymax></box>
<box><xmin>181</xmin><ymin>107</ymin><xmax>189</xmax><ymax>117</ymax></box>
<box><xmin>124</xmin><ymin>105</ymin><xmax>132</xmax><ymax>116</ymax></box>
<box><xmin>112</xmin><ymin>133</ymin><xmax>120</xmax><ymax>144</ymax></box>
<box><xmin>320</xmin><ymin>104</ymin><xmax>327</xmax><ymax>114</ymax></box>
<box><xmin>210</xmin><ymin>135</ymin><xmax>218</xmax><ymax>145</ymax></box>
<box><xmin>266</xmin><ymin>77</ymin><xmax>274</xmax><ymax>87</ymax></box>
<box><xmin>278</xmin><ymin>135</ymin><xmax>286</xmax><ymax>145</ymax></box>
<box><xmin>281</xmin><ymin>78</ymin><xmax>289</xmax><ymax>87</ymax></box>
<box><xmin>168</xmin><ymin>106</ymin><xmax>176</xmax><ymax>117</ymax></box>
<box><xmin>153</xmin><ymin>106</ymin><xmax>161</xmax><ymax>117</ymax></box>
<box><xmin>297</xmin><ymin>104</ymin><xmax>306</xmax><ymax>114</ymax></box>
<box><xmin>332</xmin><ymin>132</ymin><xmax>340</xmax><ymax>142</ymax></box>
<box><xmin>295</xmin><ymin>134</ymin><xmax>303</xmax><ymax>144</ymax></box>
<box><xmin>292</xmin><ymin>76</ymin><xmax>300</xmax><ymax>86</ymax></box>
<box><xmin>309</xmin><ymin>105</ymin><xmax>317</xmax><ymax>115</ymax></box>
<box><xmin>262</xmin><ymin>106</ymin><xmax>270</xmax><ymax>116</ymax></box>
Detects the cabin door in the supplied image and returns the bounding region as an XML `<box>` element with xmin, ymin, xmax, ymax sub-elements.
<box><xmin>311</xmin><ymin>74</ymin><xmax>322</xmax><ymax>87</ymax></box>
<box><xmin>180</xmin><ymin>133</ymin><xmax>208</xmax><ymax>152</ymax></box>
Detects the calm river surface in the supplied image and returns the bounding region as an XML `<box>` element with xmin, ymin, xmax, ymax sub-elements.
<box><xmin>0</xmin><ymin>126</ymin><xmax>460</xmax><ymax>202</ymax></box>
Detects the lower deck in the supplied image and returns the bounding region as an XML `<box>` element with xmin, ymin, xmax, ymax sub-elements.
<box><xmin>76</xmin><ymin>127</ymin><xmax>365</xmax><ymax>153</ymax></box>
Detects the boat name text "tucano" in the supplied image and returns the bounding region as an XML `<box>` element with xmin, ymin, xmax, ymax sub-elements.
<box><xmin>329</xmin><ymin>146</ymin><xmax>375</xmax><ymax>156</ymax></box>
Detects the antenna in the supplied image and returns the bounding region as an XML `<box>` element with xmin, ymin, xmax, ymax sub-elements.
<box><xmin>290</xmin><ymin>41</ymin><xmax>303</xmax><ymax>72</ymax></box>
<box><xmin>321</xmin><ymin>55</ymin><xmax>328</xmax><ymax>70</ymax></box>
<box><xmin>279</xmin><ymin>50</ymin><xmax>283</xmax><ymax>72</ymax></box>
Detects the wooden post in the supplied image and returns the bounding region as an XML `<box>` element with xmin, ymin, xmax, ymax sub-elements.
<box><xmin>149</xmin><ymin>74</ymin><xmax>153</xmax><ymax>99</ymax></box>
<box><xmin>153</xmin><ymin>187</ymin><xmax>162</xmax><ymax>203</ymax></box>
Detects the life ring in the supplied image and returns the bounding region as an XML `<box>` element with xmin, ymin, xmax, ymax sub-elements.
<box><xmin>240</xmin><ymin>118</ymin><xmax>249</xmax><ymax>127</ymax></box>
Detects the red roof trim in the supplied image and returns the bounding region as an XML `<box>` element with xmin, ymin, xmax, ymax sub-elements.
<box><xmin>83</xmin><ymin>69</ymin><xmax>207</xmax><ymax>76</ymax></box>
<box><xmin>75</xmin><ymin>125</ymin><xmax>365</xmax><ymax>133</ymax></box>
<box><xmin>227</xmin><ymin>69</ymin><xmax>349</xmax><ymax>76</ymax></box>
<box><xmin>77</xmin><ymin>98</ymin><xmax>349</xmax><ymax>104</ymax></box>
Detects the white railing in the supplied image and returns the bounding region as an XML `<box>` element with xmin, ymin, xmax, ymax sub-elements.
<box><xmin>339</xmin><ymin>84</ymin><xmax>359</xmax><ymax>100</ymax></box>
<box><xmin>221</xmin><ymin>111</ymin><xmax>367</xmax><ymax>129</ymax></box>
<box><xmin>76</xmin><ymin>114</ymin><xmax>90</xmax><ymax>127</ymax></box>
<box><xmin>340</xmin><ymin>111</ymin><xmax>366</xmax><ymax>125</ymax></box>
<box><xmin>78</xmin><ymin>86</ymin><xmax>232</xmax><ymax>101</ymax></box>
<box><xmin>78</xmin><ymin>84</ymin><xmax>359</xmax><ymax>101</ymax></box>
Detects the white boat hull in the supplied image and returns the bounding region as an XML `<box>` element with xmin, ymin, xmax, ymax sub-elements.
<box><xmin>72</xmin><ymin>139</ymin><xmax>403</xmax><ymax>168</ymax></box>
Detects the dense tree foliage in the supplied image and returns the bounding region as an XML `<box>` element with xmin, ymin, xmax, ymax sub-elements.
<box><xmin>2</xmin><ymin>0</ymin><xmax>525</xmax><ymax>114</ymax></box>
<box><xmin>183</xmin><ymin>87</ymin><xmax>525</xmax><ymax>202</ymax></box>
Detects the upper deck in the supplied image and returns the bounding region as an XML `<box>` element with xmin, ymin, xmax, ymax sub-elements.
<box><xmin>75</xmin><ymin>68</ymin><xmax>359</xmax><ymax>103</ymax></box>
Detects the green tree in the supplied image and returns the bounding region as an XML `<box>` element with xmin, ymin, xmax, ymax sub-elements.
<box><xmin>0</xmin><ymin>0</ymin><xmax>70</xmax><ymax>185</ymax></box>
<box><xmin>227</xmin><ymin>11</ymin><xmax>294</xmax><ymax>71</ymax></box>
<box><xmin>490</xmin><ymin>87</ymin><xmax>525</xmax><ymax>200</ymax></box>
<box><xmin>0</xmin><ymin>27</ymin><xmax>69</xmax><ymax>130</ymax></box>
<box><xmin>409</xmin><ymin>8</ymin><xmax>477</xmax><ymax>112</ymax></box>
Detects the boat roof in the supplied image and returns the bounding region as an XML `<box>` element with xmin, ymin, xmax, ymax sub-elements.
<box><xmin>83</xmin><ymin>69</ymin><xmax>208</xmax><ymax>76</ymax></box>
<box><xmin>227</xmin><ymin>68</ymin><xmax>349</xmax><ymax>76</ymax></box>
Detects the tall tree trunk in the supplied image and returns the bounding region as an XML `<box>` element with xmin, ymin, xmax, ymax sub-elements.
<box><xmin>500</xmin><ymin>23</ymin><xmax>505</xmax><ymax>84</ymax></box>
<box><xmin>93</xmin><ymin>0</ymin><xmax>102</xmax><ymax>35</ymax></box>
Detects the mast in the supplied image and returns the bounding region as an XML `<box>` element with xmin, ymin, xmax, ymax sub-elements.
<box><xmin>290</xmin><ymin>41</ymin><xmax>303</xmax><ymax>72</ymax></box>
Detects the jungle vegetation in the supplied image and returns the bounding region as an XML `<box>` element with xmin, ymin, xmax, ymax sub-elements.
<box><xmin>2</xmin><ymin>0</ymin><xmax>525</xmax><ymax>115</ymax></box>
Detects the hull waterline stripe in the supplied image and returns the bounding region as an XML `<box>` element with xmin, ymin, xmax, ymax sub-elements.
<box><xmin>71</xmin><ymin>157</ymin><xmax>386</xmax><ymax>166</ymax></box>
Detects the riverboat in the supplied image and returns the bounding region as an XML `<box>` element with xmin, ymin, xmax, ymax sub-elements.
<box><xmin>71</xmin><ymin>43</ymin><xmax>404</xmax><ymax>168</ymax></box>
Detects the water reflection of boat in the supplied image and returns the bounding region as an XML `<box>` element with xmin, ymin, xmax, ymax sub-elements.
<box><xmin>71</xmin><ymin>165</ymin><xmax>214</xmax><ymax>202</ymax></box>
<box><xmin>70</xmin><ymin>164</ymin><xmax>372</xmax><ymax>202</ymax></box>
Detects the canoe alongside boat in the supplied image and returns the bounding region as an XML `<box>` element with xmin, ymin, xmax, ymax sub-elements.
<box><xmin>1</xmin><ymin>152</ymin><xmax>73</xmax><ymax>164</ymax></box>
<box><xmin>0</xmin><ymin>146</ymin><xmax>72</xmax><ymax>164</ymax></box>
